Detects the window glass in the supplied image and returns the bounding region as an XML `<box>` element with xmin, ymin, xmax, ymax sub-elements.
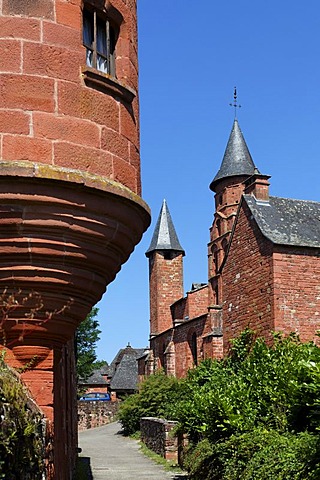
<box><xmin>83</xmin><ymin>11</ymin><xmax>93</xmax><ymax>47</ymax></box>
<box><xmin>86</xmin><ymin>49</ymin><xmax>93</xmax><ymax>68</ymax></box>
<box><xmin>83</xmin><ymin>6</ymin><xmax>116</xmax><ymax>76</ymax></box>
<box><xmin>97</xmin><ymin>56</ymin><xmax>108</xmax><ymax>73</ymax></box>
<box><xmin>97</xmin><ymin>19</ymin><xmax>107</xmax><ymax>56</ymax></box>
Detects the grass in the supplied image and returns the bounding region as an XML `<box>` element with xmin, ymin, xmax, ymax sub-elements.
<box><xmin>139</xmin><ymin>441</ymin><xmax>186</xmax><ymax>474</ymax></box>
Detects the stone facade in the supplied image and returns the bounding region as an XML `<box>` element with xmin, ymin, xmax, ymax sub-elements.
<box><xmin>0</xmin><ymin>1</ymin><xmax>150</xmax><ymax>478</ymax></box>
<box><xmin>140</xmin><ymin>119</ymin><xmax>320</xmax><ymax>379</ymax></box>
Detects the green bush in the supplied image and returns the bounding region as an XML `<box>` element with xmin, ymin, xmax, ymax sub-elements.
<box><xmin>172</xmin><ymin>332</ymin><xmax>320</xmax><ymax>443</ymax></box>
<box><xmin>183</xmin><ymin>430</ymin><xmax>320</xmax><ymax>480</ymax></box>
<box><xmin>0</xmin><ymin>355</ymin><xmax>44</xmax><ymax>479</ymax></box>
<box><xmin>118</xmin><ymin>370</ymin><xmax>181</xmax><ymax>435</ymax></box>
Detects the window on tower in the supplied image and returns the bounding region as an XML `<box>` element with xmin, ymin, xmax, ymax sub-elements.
<box><xmin>190</xmin><ymin>332</ymin><xmax>198</xmax><ymax>366</ymax></box>
<box><xmin>83</xmin><ymin>6</ymin><xmax>116</xmax><ymax>76</ymax></box>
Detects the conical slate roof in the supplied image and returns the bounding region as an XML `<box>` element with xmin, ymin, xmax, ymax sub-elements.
<box><xmin>145</xmin><ymin>199</ymin><xmax>185</xmax><ymax>257</ymax></box>
<box><xmin>210</xmin><ymin>119</ymin><xmax>256</xmax><ymax>191</ymax></box>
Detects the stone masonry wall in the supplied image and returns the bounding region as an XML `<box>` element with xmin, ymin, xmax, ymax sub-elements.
<box><xmin>222</xmin><ymin>201</ymin><xmax>274</xmax><ymax>353</ymax></box>
<box><xmin>149</xmin><ymin>251</ymin><xmax>184</xmax><ymax>335</ymax></box>
<box><xmin>173</xmin><ymin>316</ymin><xmax>207</xmax><ymax>378</ymax></box>
<box><xmin>78</xmin><ymin>401</ymin><xmax>119</xmax><ymax>431</ymax></box>
<box><xmin>0</xmin><ymin>0</ymin><xmax>141</xmax><ymax>194</ymax></box>
<box><xmin>140</xmin><ymin>417</ymin><xmax>179</xmax><ymax>462</ymax></box>
<box><xmin>273</xmin><ymin>247</ymin><xmax>320</xmax><ymax>343</ymax></box>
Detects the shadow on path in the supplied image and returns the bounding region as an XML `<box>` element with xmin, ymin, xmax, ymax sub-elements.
<box><xmin>76</xmin><ymin>456</ymin><xmax>93</xmax><ymax>479</ymax></box>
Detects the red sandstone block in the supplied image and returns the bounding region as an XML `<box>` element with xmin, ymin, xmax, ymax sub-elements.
<box><xmin>0</xmin><ymin>17</ymin><xmax>40</xmax><ymax>41</ymax></box>
<box><xmin>117</xmin><ymin>58</ymin><xmax>138</xmax><ymax>91</ymax></box>
<box><xmin>119</xmin><ymin>103</ymin><xmax>138</xmax><ymax>145</ymax></box>
<box><xmin>2</xmin><ymin>0</ymin><xmax>54</xmax><ymax>19</ymax></box>
<box><xmin>33</xmin><ymin>112</ymin><xmax>100</xmax><ymax>148</ymax></box>
<box><xmin>43</xmin><ymin>21</ymin><xmax>82</xmax><ymax>51</ymax></box>
<box><xmin>56</xmin><ymin>1</ymin><xmax>81</xmax><ymax>30</ymax></box>
<box><xmin>23</xmin><ymin>42</ymin><xmax>82</xmax><ymax>83</ymax></box>
<box><xmin>2</xmin><ymin>135</ymin><xmax>52</xmax><ymax>163</ymax></box>
<box><xmin>129</xmin><ymin>142</ymin><xmax>140</xmax><ymax>169</ymax></box>
<box><xmin>0</xmin><ymin>110</ymin><xmax>30</xmax><ymax>134</ymax></box>
<box><xmin>101</xmin><ymin>127</ymin><xmax>129</xmax><ymax>159</ymax></box>
<box><xmin>129</xmin><ymin>42</ymin><xmax>139</xmax><ymax>72</ymax></box>
<box><xmin>113</xmin><ymin>157</ymin><xmax>137</xmax><ymax>192</ymax></box>
<box><xmin>54</xmin><ymin>141</ymin><xmax>113</xmax><ymax>177</ymax></box>
<box><xmin>0</xmin><ymin>39</ymin><xmax>21</xmax><ymax>73</ymax></box>
<box><xmin>117</xmin><ymin>38</ymin><xmax>130</xmax><ymax>58</ymax></box>
<box><xmin>0</xmin><ymin>75</ymin><xmax>54</xmax><ymax>112</ymax></box>
<box><xmin>21</xmin><ymin>370</ymin><xmax>53</xmax><ymax>406</ymax></box>
<box><xmin>58</xmin><ymin>80</ymin><xmax>119</xmax><ymax>127</ymax></box>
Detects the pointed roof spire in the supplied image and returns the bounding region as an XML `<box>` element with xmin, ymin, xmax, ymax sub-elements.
<box><xmin>145</xmin><ymin>199</ymin><xmax>185</xmax><ymax>257</ymax></box>
<box><xmin>210</xmin><ymin>119</ymin><xmax>257</xmax><ymax>192</ymax></box>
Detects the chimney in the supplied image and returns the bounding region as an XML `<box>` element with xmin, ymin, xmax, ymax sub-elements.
<box><xmin>244</xmin><ymin>168</ymin><xmax>271</xmax><ymax>201</ymax></box>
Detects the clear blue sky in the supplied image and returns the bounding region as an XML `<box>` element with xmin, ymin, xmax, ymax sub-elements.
<box><xmin>96</xmin><ymin>0</ymin><xmax>320</xmax><ymax>363</ymax></box>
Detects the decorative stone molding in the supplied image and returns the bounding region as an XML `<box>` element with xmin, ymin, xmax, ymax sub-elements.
<box><xmin>0</xmin><ymin>161</ymin><xmax>150</xmax><ymax>347</ymax></box>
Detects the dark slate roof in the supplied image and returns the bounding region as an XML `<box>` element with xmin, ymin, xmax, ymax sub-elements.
<box><xmin>243</xmin><ymin>195</ymin><xmax>320</xmax><ymax>247</ymax></box>
<box><xmin>110</xmin><ymin>353</ymin><xmax>139</xmax><ymax>391</ymax></box>
<box><xmin>80</xmin><ymin>369</ymin><xmax>108</xmax><ymax>386</ymax></box>
<box><xmin>145</xmin><ymin>199</ymin><xmax>185</xmax><ymax>257</ymax></box>
<box><xmin>210</xmin><ymin>119</ymin><xmax>256</xmax><ymax>191</ymax></box>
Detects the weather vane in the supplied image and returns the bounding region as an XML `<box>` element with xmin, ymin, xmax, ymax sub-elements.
<box><xmin>229</xmin><ymin>87</ymin><xmax>241</xmax><ymax>118</ymax></box>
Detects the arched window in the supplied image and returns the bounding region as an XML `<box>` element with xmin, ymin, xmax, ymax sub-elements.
<box><xmin>191</xmin><ymin>332</ymin><xmax>198</xmax><ymax>366</ymax></box>
<box><xmin>216</xmin><ymin>219</ymin><xmax>221</xmax><ymax>236</ymax></box>
<box><xmin>222</xmin><ymin>239</ymin><xmax>228</xmax><ymax>256</ymax></box>
<box><xmin>212</xmin><ymin>245</ymin><xmax>219</xmax><ymax>272</ymax></box>
<box><xmin>158</xmin><ymin>343</ymin><xmax>165</xmax><ymax>369</ymax></box>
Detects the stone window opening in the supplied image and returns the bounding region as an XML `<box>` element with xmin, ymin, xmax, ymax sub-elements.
<box><xmin>190</xmin><ymin>332</ymin><xmax>198</xmax><ymax>366</ymax></box>
<box><xmin>216</xmin><ymin>218</ymin><xmax>221</xmax><ymax>236</ymax></box>
<box><xmin>212</xmin><ymin>245</ymin><xmax>219</xmax><ymax>272</ymax></box>
<box><xmin>83</xmin><ymin>6</ymin><xmax>117</xmax><ymax>76</ymax></box>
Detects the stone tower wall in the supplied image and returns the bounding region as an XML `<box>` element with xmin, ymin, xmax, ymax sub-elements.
<box><xmin>149</xmin><ymin>251</ymin><xmax>184</xmax><ymax>335</ymax></box>
<box><xmin>0</xmin><ymin>0</ymin><xmax>141</xmax><ymax>194</ymax></box>
<box><xmin>222</xmin><ymin>201</ymin><xmax>274</xmax><ymax>353</ymax></box>
<box><xmin>0</xmin><ymin>1</ymin><xmax>149</xmax><ymax>478</ymax></box>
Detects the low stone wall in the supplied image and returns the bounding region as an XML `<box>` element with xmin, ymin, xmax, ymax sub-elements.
<box><xmin>140</xmin><ymin>417</ymin><xmax>179</xmax><ymax>462</ymax></box>
<box><xmin>78</xmin><ymin>401</ymin><xmax>119</xmax><ymax>431</ymax></box>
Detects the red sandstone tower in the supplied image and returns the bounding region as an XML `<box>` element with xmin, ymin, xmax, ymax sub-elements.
<box><xmin>0</xmin><ymin>1</ymin><xmax>150</xmax><ymax>478</ymax></box>
<box><xmin>208</xmin><ymin>119</ymin><xmax>256</xmax><ymax>306</ymax></box>
<box><xmin>146</xmin><ymin>200</ymin><xmax>184</xmax><ymax>368</ymax></box>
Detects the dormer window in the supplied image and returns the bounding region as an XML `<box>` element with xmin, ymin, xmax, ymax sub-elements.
<box><xmin>83</xmin><ymin>6</ymin><xmax>116</xmax><ymax>76</ymax></box>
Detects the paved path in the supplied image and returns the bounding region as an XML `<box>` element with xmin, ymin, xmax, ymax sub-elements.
<box><xmin>78</xmin><ymin>421</ymin><xmax>188</xmax><ymax>480</ymax></box>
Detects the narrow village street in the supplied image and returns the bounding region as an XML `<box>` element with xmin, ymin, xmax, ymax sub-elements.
<box><xmin>78</xmin><ymin>422</ymin><xmax>188</xmax><ymax>480</ymax></box>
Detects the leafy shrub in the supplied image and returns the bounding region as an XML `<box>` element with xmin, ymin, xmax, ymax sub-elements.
<box><xmin>183</xmin><ymin>430</ymin><xmax>320</xmax><ymax>480</ymax></box>
<box><xmin>0</xmin><ymin>355</ymin><xmax>44</xmax><ymax>479</ymax></box>
<box><xmin>172</xmin><ymin>332</ymin><xmax>320</xmax><ymax>443</ymax></box>
<box><xmin>118</xmin><ymin>370</ymin><xmax>181</xmax><ymax>435</ymax></box>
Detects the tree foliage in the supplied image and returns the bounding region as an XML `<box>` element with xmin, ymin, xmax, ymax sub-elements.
<box><xmin>76</xmin><ymin>307</ymin><xmax>102</xmax><ymax>382</ymax></box>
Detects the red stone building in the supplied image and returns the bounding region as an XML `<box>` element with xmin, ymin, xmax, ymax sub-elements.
<box><xmin>140</xmin><ymin>119</ymin><xmax>320</xmax><ymax>379</ymax></box>
<box><xmin>0</xmin><ymin>0</ymin><xmax>150</xmax><ymax>478</ymax></box>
